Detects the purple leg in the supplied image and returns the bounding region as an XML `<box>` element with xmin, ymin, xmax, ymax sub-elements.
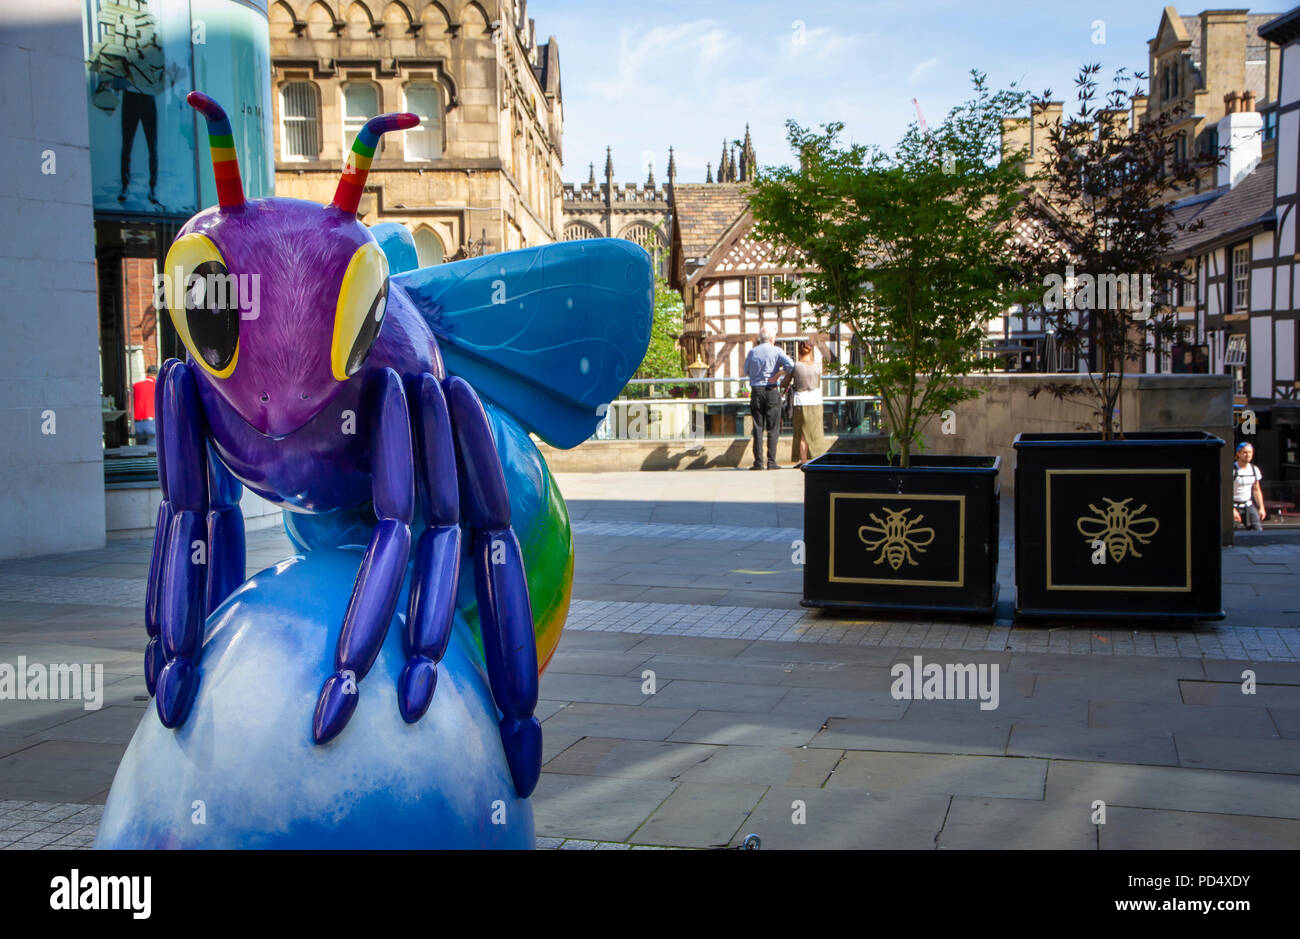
<box><xmin>313</xmin><ymin>367</ymin><xmax>414</xmax><ymax>743</ymax></box>
<box><xmin>398</xmin><ymin>373</ymin><xmax>461</xmax><ymax>722</ymax></box>
<box><xmin>445</xmin><ymin>376</ymin><xmax>541</xmax><ymax>798</ymax></box>
<box><xmin>204</xmin><ymin>442</ymin><xmax>245</xmax><ymax>616</ymax></box>
<box><xmin>155</xmin><ymin>361</ymin><xmax>210</xmax><ymax>727</ymax></box>
<box><xmin>144</xmin><ymin>358</ymin><xmax>180</xmax><ymax>696</ymax></box>
<box><xmin>144</xmin><ymin>361</ymin><xmax>178</xmax><ymax>691</ymax></box>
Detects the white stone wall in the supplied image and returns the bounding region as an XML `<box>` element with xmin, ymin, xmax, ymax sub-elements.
<box><xmin>0</xmin><ymin>3</ymin><xmax>105</xmax><ymax>560</ymax></box>
<box><xmin>106</xmin><ymin>486</ymin><xmax>284</xmax><ymax>540</ymax></box>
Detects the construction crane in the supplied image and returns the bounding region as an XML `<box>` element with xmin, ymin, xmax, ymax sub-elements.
<box><xmin>912</xmin><ymin>97</ymin><xmax>944</xmax><ymax>166</ymax></box>
<box><xmin>912</xmin><ymin>97</ymin><xmax>930</xmax><ymax>137</ymax></box>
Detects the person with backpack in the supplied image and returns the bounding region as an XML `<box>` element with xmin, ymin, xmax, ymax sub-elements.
<box><xmin>1232</xmin><ymin>442</ymin><xmax>1267</xmax><ymax>530</ymax></box>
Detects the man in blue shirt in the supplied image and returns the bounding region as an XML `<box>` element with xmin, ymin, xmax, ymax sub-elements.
<box><xmin>744</xmin><ymin>327</ymin><xmax>794</xmax><ymax>469</ymax></box>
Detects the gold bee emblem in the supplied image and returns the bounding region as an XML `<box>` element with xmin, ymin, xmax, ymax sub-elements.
<box><xmin>858</xmin><ymin>507</ymin><xmax>936</xmax><ymax>571</ymax></box>
<box><xmin>1075</xmin><ymin>497</ymin><xmax>1160</xmax><ymax>562</ymax></box>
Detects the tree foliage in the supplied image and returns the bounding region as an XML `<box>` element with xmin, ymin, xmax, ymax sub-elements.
<box><xmin>748</xmin><ymin>72</ymin><xmax>1034</xmax><ymax>466</ymax></box>
<box><xmin>1012</xmin><ymin>64</ymin><xmax>1218</xmax><ymax>439</ymax></box>
<box><xmin>635</xmin><ymin>274</ymin><xmax>686</xmax><ymax>379</ymax></box>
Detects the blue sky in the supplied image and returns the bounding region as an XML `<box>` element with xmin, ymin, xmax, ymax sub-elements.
<box><xmin>536</xmin><ymin>0</ymin><xmax>1277</xmax><ymax>184</ymax></box>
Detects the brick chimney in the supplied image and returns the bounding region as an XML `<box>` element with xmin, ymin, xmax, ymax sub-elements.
<box><xmin>1216</xmin><ymin>90</ymin><xmax>1262</xmax><ymax>188</ymax></box>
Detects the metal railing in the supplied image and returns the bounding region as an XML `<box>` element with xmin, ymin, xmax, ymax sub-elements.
<box><xmin>593</xmin><ymin>376</ymin><xmax>882</xmax><ymax>441</ymax></box>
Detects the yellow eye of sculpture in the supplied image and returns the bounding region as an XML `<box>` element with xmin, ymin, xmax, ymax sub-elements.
<box><xmin>162</xmin><ymin>232</ymin><xmax>240</xmax><ymax>379</ymax></box>
<box><xmin>331</xmin><ymin>242</ymin><xmax>389</xmax><ymax>381</ymax></box>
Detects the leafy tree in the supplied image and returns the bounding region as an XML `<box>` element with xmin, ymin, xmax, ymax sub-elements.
<box><xmin>1013</xmin><ymin>65</ymin><xmax>1217</xmax><ymax>439</ymax></box>
<box><xmin>635</xmin><ymin>274</ymin><xmax>686</xmax><ymax>380</ymax></box>
<box><xmin>749</xmin><ymin>72</ymin><xmax>1033</xmax><ymax>466</ymax></box>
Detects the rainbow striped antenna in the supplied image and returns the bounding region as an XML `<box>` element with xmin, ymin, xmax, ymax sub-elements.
<box><xmin>331</xmin><ymin>112</ymin><xmax>419</xmax><ymax>216</ymax></box>
<box><xmin>187</xmin><ymin>91</ymin><xmax>245</xmax><ymax>209</ymax></box>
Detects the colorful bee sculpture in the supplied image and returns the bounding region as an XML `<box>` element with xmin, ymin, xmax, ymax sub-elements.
<box><xmin>141</xmin><ymin>92</ymin><xmax>651</xmax><ymax>802</ymax></box>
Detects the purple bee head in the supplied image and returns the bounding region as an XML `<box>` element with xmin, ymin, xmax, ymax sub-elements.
<box><xmin>161</xmin><ymin>92</ymin><xmax>417</xmax><ymax>438</ymax></box>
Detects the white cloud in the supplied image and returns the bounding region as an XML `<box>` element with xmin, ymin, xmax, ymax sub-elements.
<box><xmin>908</xmin><ymin>56</ymin><xmax>941</xmax><ymax>84</ymax></box>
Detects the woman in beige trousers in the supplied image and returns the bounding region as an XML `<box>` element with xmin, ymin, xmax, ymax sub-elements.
<box><xmin>786</xmin><ymin>340</ymin><xmax>826</xmax><ymax>467</ymax></box>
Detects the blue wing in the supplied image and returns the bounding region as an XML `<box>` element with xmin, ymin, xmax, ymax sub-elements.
<box><xmin>390</xmin><ymin>238</ymin><xmax>653</xmax><ymax>449</ymax></box>
<box><xmin>370</xmin><ymin>222</ymin><xmax>420</xmax><ymax>274</ymax></box>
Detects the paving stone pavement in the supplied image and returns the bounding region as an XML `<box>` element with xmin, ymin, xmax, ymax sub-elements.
<box><xmin>1</xmin><ymin>469</ymin><xmax>1298</xmax><ymax>849</ymax></box>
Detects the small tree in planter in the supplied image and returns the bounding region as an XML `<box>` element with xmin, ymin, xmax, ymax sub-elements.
<box><xmin>1013</xmin><ymin>65</ymin><xmax>1216</xmax><ymax>435</ymax></box>
<box><xmin>748</xmin><ymin>73</ymin><xmax>1033</xmax><ymax>615</ymax></box>
<box><xmin>1009</xmin><ymin>65</ymin><xmax>1226</xmax><ymax>621</ymax></box>
<box><xmin>749</xmin><ymin>72</ymin><xmax>1034</xmax><ymax>467</ymax></box>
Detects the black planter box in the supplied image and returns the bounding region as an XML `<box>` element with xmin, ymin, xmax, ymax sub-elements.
<box><xmin>801</xmin><ymin>453</ymin><xmax>1000</xmax><ymax>616</ymax></box>
<box><xmin>1013</xmin><ymin>431</ymin><xmax>1224</xmax><ymax>620</ymax></box>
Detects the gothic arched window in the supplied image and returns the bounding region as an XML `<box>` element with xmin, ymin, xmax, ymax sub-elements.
<box><xmin>564</xmin><ymin>222</ymin><xmax>602</xmax><ymax>241</ymax></box>
<box><xmin>619</xmin><ymin>222</ymin><xmax>667</xmax><ymax>277</ymax></box>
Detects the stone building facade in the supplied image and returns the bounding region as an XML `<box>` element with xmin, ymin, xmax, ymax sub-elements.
<box><xmin>561</xmin><ymin>128</ymin><xmax>762</xmax><ymax>281</ymax></box>
<box><xmin>268</xmin><ymin>0</ymin><xmax>563</xmax><ymax>263</ymax></box>
<box><xmin>1003</xmin><ymin>9</ymin><xmax>1281</xmax><ymax>195</ymax></box>
<box><xmin>668</xmin><ymin>182</ymin><xmax>844</xmax><ymax>388</ymax></box>
<box><xmin>998</xmin><ymin>6</ymin><xmax>1286</xmax><ymax>374</ymax></box>
<box><xmin>561</xmin><ymin>148</ymin><xmax>673</xmax><ymax>277</ymax></box>
<box><xmin>1161</xmin><ymin>8</ymin><xmax>1300</xmax><ymax>491</ymax></box>
<box><xmin>1145</xmin><ymin>7</ymin><xmax>1281</xmax><ymax>191</ymax></box>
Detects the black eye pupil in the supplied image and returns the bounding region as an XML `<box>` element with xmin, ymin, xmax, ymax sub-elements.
<box><xmin>345</xmin><ymin>280</ymin><xmax>388</xmax><ymax>376</ymax></box>
<box><xmin>184</xmin><ymin>259</ymin><xmax>239</xmax><ymax>371</ymax></box>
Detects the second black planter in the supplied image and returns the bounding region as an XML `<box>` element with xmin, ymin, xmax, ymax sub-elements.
<box><xmin>801</xmin><ymin>453</ymin><xmax>1000</xmax><ymax>616</ymax></box>
<box><xmin>1013</xmin><ymin>431</ymin><xmax>1225</xmax><ymax>620</ymax></box>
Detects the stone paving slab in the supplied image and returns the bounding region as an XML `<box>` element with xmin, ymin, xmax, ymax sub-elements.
<box><xmin>937</xmin><ymin>795</ymin><xmax>1098</xmax><ymax>850</ymax></box>
<box><xmin>677</xmin><ymin>745</ymin><xmax>842</xmax><ymax>788</ymax></box>
<box><xmin>531</xmin><ymin>773</ymin><xmax>678</xmax><ymax>843</ymax></box>
<box><xmin>540</xmin><ymin>729</ymin><xmax>585</xmax><ymax>764</ymax></box>
<box><xmin>33</xmin><ymin>706</ymin><xmax>144</xmax><ymax>745</ymax></box>
<box><xmin>542</xmin><ymin>737</ymin><xmax>718</xmax><ymax>781</ymax></box>
<box><xmin>1029</xmin><ymin>673</ymin><xmax>1186</xmax><ymax>704</ymax></box>
<box><xmin>0</xmin><ymin>741</ymin><xmax>121</xmax><ymax>803</ymax></box>
<box><xmin>1270</xmin><ymin>707</ymin><xmax>1300</xmax><ymax>738</ymax></box>
<box><xmin>1201</xmin><ymin>660</ymin><xmax>1300</xmax><ymax>683</ymax></box>
<box><xmin>1043</xmin><ymin>760</ymin><xmax>1300</xmax><ymax>819</ymax></box>
<box><xmin>0</xmin><ymin>734</ymin><xmax>35</xmax><ymax>761</ymax></box>
<box><xmin>811</xmin><ymin>714</ymin><xmax>1013</xmax><ymax>756</ymax></box>
<box><xmin>631</xmin><ymin>781</ymin><xmax>768</xmax><ymax>847</ymax></box>
<box><xmin>626</xmin><ymin>653</ymin><xmax>794</xmax><ymax>686</ymax></box>
<box><xmin>1008</xmin><ymin>651</ymin><xmax>1209</xmax><ymax>677</ymax></box>
<box><xmin>1173</xmin><ymin>733</ymin><xmax>1300</xmax><ymax>774</ymax></box>
<box><xmin>642</xmin><ymin>678</ymin><xmax>788</xmax><ymax>713</ymax></box>
<box><xmin>826</xmin><ymin>751</ymin><xmax>1048</xmax><ymax>800</ymax></box>
<box><xmin>666</xmin><ymin>710</ymin><xmax>825</xmax><ymax>748</ymax></box>
<box><xmin>735</xmin><ymin>787</ymin><xmax>952</xmax><ymax>849</ymax></box>
<box><xmin>567</xmin><ymin>598</ymin><xmax>1300</xmax><ymax>658</ymax></box>
<box><xmin>775</xmin><ymin>662</ymin><xmax>898</xmax><ymax>690</ymax></box>
<box><xmin>1098</xmin><ymin>806</ymin><xmax>1300</xmax><ymax>849</ymax></box>
<box><xmin>769</xmin><ymin>687</ymin><xmax>909</xmax><ymax>719</ymax></box>
<box><xmin>0</xmin><ymin>801</ymin><xmax>101</xmax><ymax>850</ymax></box>
<box><xmin>534</xmin><ymin>699</ymin><xmax>569</xmax><ymax>722</ymax></box>
<box><xmin>537</xmin><ymin>672</ymin><xmax>660</xmax><ymax>707</ymax></box>
<box><xmin>1007</xmin><ymin>724</ymin><xmax>1179</xmax><ymax>766</ymax></box>
<box><xmin>1088</xmin><ymin>700</ymin><xmax>1280</xmax><ymax>738</ymax></box>
<box><xmin>540</xmin><ymin>702</ymin><xmax>696</xmax><ymax>742</ymax></box>
<box><xmin>1179</xmin><ymin>679</ymin><xmax>1300</xmax><ymax>709</ymax></box>
<box><xmin>546</xmin><ymin>650</ymin><xmax>654</xmax><ymax>677</ymax></box>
